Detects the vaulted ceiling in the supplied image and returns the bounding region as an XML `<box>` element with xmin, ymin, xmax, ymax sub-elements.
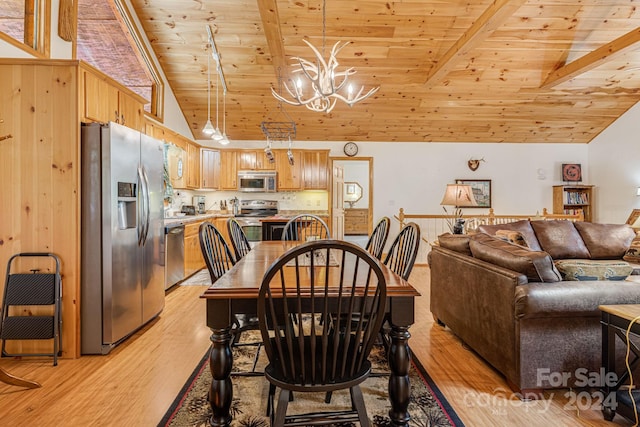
<box><xmin>130</xmin><ymin>0</ymin><xmax>640</xmax><ymax>143</ymax></box>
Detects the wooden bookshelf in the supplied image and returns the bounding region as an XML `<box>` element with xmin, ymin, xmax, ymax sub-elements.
<box><xmin>552</xmin><ymin>185</ymin><xmax>594</xmax><ymax>222</ymax></box>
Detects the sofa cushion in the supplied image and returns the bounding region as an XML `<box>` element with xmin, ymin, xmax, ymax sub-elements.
<box><xmin>477</xmin><ymin>220</ymin><xmax>542</xmax><ymax>251</ymax></box>
<box><xmin>623</xmin><ymin>232</ymin><xmax>640</xmax><ymax>263</ymax></box>
<box><xmin>554</xmin><ymin>259</ymin><xmax>633</xmax><ymax>281</ymax></box>
<box><xmin>574</xmin><ymin>222</ymin><xmax>635</xmax><ymax>259</ymax></box>
<box><xmin>469</xmin><ymin>233</ymin><xmax>561</xmax><ymax>283</ymax></box>
<box><xmin>530</xmin><ymin>220</ymin><xmax>591</xmax><ymax>260</ymax></box>
<box><xmin>437</xmin><ymin>233</ymin><xmax>472</xmax><ymax>256</ymax></box>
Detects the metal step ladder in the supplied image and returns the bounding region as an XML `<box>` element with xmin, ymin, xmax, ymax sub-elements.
<box><xmin>1</xmin><ymin>253</ymin><xmax>62</xmax><ymax>366</ymax></box>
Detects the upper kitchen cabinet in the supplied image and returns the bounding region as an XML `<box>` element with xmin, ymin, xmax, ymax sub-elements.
<box><xmin>80</xmin><ymin>63</ymin><xmax>146</xmax><ymax>131</ymax></box>
<box><xmin>256</xmin><ymin>149</ymin><xmax>276</xmax><ymax>170</ymax></box>
<box><xmin>201</xmin><ymin>148</ymin><xmax>221</xmax><ymax>190</ymax></box>
<box><xmin>220</xmin><ymin>150</ymin><xmax>238</xmax><ymax>190</ymax></box>
<box><xmin>166</xmin><ymin>143</ymin><xmax>186</xmax><ymax>189</ymax></box>
<box><xmin>186</xmin><ymin>142</ymin><xmax>200</xmax><ymax>189</ymax></box>
<box><xmin>238</xmin><ymin>150</ymin><xmax>257</xmax><ymax>170</ymax></box>
<box><xmin>302</xmin><ymin>150</ymin><xmax>330</xmax><ymax>190</ymax></box>
<box><xmin>237</xmin><ymin>149</ymin><xmax>276</xmax><ymax>171</ymax></box>
<box><xmin>274</xmin><ymin>149</ymin><xmax>303</xmax><ymax>191</ymax></box>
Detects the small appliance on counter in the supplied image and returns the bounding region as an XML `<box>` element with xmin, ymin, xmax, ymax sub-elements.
<box><xmin>193</xmin><ymin>196</ymin><xmax>206</xmax><ymax>214</ymax></box>
<box><xmin>181</xmin><ymin>205</ymin><xmax>196</xmax><ymax>216</ymax></box>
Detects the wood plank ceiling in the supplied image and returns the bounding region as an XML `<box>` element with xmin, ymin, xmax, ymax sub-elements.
<box><xmin>130</xmin><ymin>0</ymin><xmax>640</xmax><ymax>143</ymax></box>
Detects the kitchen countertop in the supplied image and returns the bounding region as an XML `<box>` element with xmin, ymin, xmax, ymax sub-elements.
<box><xmin>164</xmin><ymin>212</ymin><xmax>234</xmax><ymax>226</ymax></box>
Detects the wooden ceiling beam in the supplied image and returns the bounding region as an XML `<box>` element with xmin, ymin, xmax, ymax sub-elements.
<box><xmin>257</xmin><ymin>0</ymin><xmax>290</xmax><ymax>82</ymax></box>
<box><xmin>541</xmin><ymin>27</ymin><xmax>640</xmax><ymax>89</ymax></box>
<box><xmin>425</xmin><ymin>0</ymin><xmax>527</xmax><ymax>87</ymax></box>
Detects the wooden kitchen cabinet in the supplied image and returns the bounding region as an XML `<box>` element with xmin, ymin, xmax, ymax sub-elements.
<box><xmin>184</xmin><ymin>221</ymin><xmax>205</xmax><ymax>277</ymax></box>
<box><xmin>186</xmin><ymin>142</ymin><xmax>200</xmax><ymax>189</ymax></box>
<box><xmin>220</xmin><ymin>150</ymin><xmax>238</xmax><ymax>190</ymax></box>
<box><xmin>81</xmin><ymin>65</ymin><xmax>145</xmax><ymax>131</ymax></box>
<box><xmin>201</xmin><ymin>148</ymin><xmax>221</xmax><ymax>189</ymax></box>
<box><xmin>237</xmin><ymin>149</ymin><xmax>276</xmax><ymax>171</ymax></box>
<box><xmin>256</xmin><ymin>148</ymin><xmax>276</xmax><ymax>170</ymax></box>
<box><xmin>302</xmin><ymin>150</ymin><xmax>330</xmax><ymax>190</ymax></box>
<box><xmin>238</xmin><ymin>150</ymin><xmax>257</xmax><ymax>170</ymax></box>
<box><xmin>274</xmin><ymin>149</ymin><xmax>303</xmax><ymax>190</ymax></box>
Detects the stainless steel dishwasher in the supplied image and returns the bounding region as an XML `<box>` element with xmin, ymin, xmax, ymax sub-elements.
<box><xmin>164</xmin><ymin>223</ymin><xmax>185</xmax><ymax>289</ymax></box>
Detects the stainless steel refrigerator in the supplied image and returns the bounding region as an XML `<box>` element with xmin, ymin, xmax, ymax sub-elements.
<box><xmin>81</xmin><ymin>122</ymin><xmax>165</xmax><ymax>354</ymax></box>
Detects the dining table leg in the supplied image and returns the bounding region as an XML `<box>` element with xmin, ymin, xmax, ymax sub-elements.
<box><xmin>388</xmin><ymin>324</ymin><xmax>412</xmax><ymax>426</ymax></box>
<box><xmin>208</xmin><ymin>326</ymin><xmax>233</xmax><ymax>427</ymax></box>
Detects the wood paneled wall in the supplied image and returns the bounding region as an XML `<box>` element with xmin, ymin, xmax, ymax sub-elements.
<box><xmin>0</xmin><ymin>61</ymin><xmax>80</xmax><ymax>358</ymax></box>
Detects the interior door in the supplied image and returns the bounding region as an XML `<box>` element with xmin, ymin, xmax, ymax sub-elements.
<box><xmin>331</xmin><ymin>164</ymin><xmax>345</xmax><ymax>240</ymax></box>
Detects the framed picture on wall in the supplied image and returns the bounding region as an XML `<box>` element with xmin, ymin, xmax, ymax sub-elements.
<box><xmin>455</xmin><ymin>179</ymin><xmax>491</xmax><ymax>208</ymax></box>
<box><xmin>562</xmin><ymin>163</ymin><xmax>582</xmax><ymax>182</ymax></box>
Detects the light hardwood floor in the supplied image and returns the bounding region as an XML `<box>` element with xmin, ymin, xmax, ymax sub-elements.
<box><xmin>0</xmin><ymin>267</ymin><xmax>633</xmax><ymax>426</ymax></box>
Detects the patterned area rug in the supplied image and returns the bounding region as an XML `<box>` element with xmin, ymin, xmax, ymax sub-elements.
<box><xmin>158</xmin><ymin>331</ymin><xmax>464</xmax><ymax>427</ymax></box>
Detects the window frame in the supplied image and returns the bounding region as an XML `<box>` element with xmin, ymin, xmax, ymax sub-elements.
<box><xmin>0</xmin><ymin>0</ymin><xmax>51</xmax><ymax>58</ymax></box>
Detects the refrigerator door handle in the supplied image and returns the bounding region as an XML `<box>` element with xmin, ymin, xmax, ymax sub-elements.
<box><xmin>137</xmin><ymin>166</ymin><xmax>147</xmax><ymax>246</ymax></box>
<box><xmin>141</xmin><ymin>166</ymin><xmax>151</xmax><ymax>245</ymax></box>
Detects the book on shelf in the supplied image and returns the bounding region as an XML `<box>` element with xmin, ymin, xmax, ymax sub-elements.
<box><xmin>563</xmin><ymin>208</ymin><xmax>584</xmax><ymax>216</ymax></box>
<box><xmin>563</xmin><ymin>191</ymin><xmax>589</xmax><ymax>205</ymax></box>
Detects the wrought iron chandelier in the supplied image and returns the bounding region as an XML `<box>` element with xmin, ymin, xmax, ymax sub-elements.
<box><xmin>262</xmin><ymin>68</ymin><xmax>297</xmax><ymax>163</ymax></box>
<box><xmin>271</xmin><ymin>0</ymin><xmax>379</xmax><ymax>114</ymax></box>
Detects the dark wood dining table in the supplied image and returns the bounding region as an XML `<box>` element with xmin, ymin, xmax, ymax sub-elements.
<box><xmin>200</xmin><ymin>240</ymin><xmax>421</xmax><ymax>426</ymax></box>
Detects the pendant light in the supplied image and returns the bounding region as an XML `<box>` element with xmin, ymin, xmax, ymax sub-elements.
<box><xmin>211</xmin><ymin>70</ymin><xmax>223</xmax><ymax>140</ymax></box>
<box><xmin>219</xmin><ymin>88</ymin><xmax>230</xmax><ymax>145</ymax></box>
<box><xmin>202</xmin><ymin>49</ymin><xmax>215</xmax><ymax>135</ymax></box>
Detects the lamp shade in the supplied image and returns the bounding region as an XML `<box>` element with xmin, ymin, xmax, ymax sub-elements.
<box><xmin>440</xmin><ymin>184</ymin><xmax>478</xmax><ymax>207</ymax></box>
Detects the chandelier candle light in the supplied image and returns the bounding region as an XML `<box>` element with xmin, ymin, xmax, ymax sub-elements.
<box><xmin>440</xmin><ymin>184</ymin><xmax>478</xmax><ymax>234</ymax></box>
<box><xmin>271</xmin><ymin>0</ymin><xmax>379</xmax><ymax>113</ymax></box>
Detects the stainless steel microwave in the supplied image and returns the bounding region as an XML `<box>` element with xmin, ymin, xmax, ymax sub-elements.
<box><xmin>238</xmin><ymin>171</ymin><xmax>277</xmax><ymax>193</ymax></box>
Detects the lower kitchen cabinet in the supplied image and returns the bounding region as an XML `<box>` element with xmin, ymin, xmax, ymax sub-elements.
<box><xmin>184</xmin><ymin>221</ymin><xmax>205</xmax><ymax>277</ymax></box>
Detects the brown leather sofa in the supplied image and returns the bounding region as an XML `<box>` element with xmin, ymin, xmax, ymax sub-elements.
<box><xmin>429</xmin><ymin>220</ymin><xmax>640</xmax><ymax>396</ymax></box>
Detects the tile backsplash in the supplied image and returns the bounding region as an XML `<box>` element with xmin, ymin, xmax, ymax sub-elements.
<box><xmin>166</xmin><ymin>189</ymin><xmax>329</xmax><ymax>215</ymax></box>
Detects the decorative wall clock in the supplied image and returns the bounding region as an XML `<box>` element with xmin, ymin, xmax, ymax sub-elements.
<box><xmin>343</xmin><ymin>142</ymin><xmax>358</xmax><ymax>157</ymax></box>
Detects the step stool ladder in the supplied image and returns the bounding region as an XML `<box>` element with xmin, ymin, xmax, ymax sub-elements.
<box><xmin>1</xmin><ymin>253</ymin><xmax>62</xmax><ymax>366</ymax></box>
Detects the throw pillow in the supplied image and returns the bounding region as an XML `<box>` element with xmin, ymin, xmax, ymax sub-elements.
<box><xmin>495</xmin><ymin>230</ymin><xmax>528</xmax><ymax>247</ymax></box>
<box><xmin>437</xmin><ymin>233</ymin><xmax>472</xmax><ymax>256</ymax></box>
<box><xmin>529</xmin><ymin>220</ymin><xmax>591</xmax><ymax>260</ymax></box>
<box><xmin>554</xmin><ymin>259</ymin><xmax>633</xmax><ymax>281</ymax></box>
<box><xmin>469</xmin><ymin>233</ymin><xmax>561</xmax><ymax>283</ymax></box>
<box><xmin>574</xmin><ymin>222</ymin><xmax>636</xmax><ymax>259</ymax></box>
<box><xmin>623</xmin><ymin>232</ymin><xmax>640</xmax><ymax>263</ymax></box>
<box><xmin>477</xmin><ymin>220</ymin><xmax>542</xmax><ymax>251</ymax></box>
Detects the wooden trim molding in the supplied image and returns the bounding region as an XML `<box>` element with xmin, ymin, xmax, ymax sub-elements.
<box><xmin>541</xmin><ymin>27</ymin><xmax>640</xmax><ymax>89</ymax></box>
<box><xmin>110</xmin><ymin>0</ymin><xmax>165</xmax><ymax>120</ymax></box>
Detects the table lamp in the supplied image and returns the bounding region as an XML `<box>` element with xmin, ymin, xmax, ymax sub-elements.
<box><xmin>440</xmin><ymin>184</ymin><xmax>478</xmax><ymax>234</ymax></box>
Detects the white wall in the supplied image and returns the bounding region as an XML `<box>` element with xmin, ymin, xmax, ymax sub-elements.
<box><xmin>588</xmin><ymin>102</ymin><xmax>640</xmax><ymax>224</ymax></box>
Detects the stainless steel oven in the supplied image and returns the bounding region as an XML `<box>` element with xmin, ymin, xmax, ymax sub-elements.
<box><xmin>234</xmin><ymin>200</ymin><xmax>279</xmax><ymax>242</ymax></box>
